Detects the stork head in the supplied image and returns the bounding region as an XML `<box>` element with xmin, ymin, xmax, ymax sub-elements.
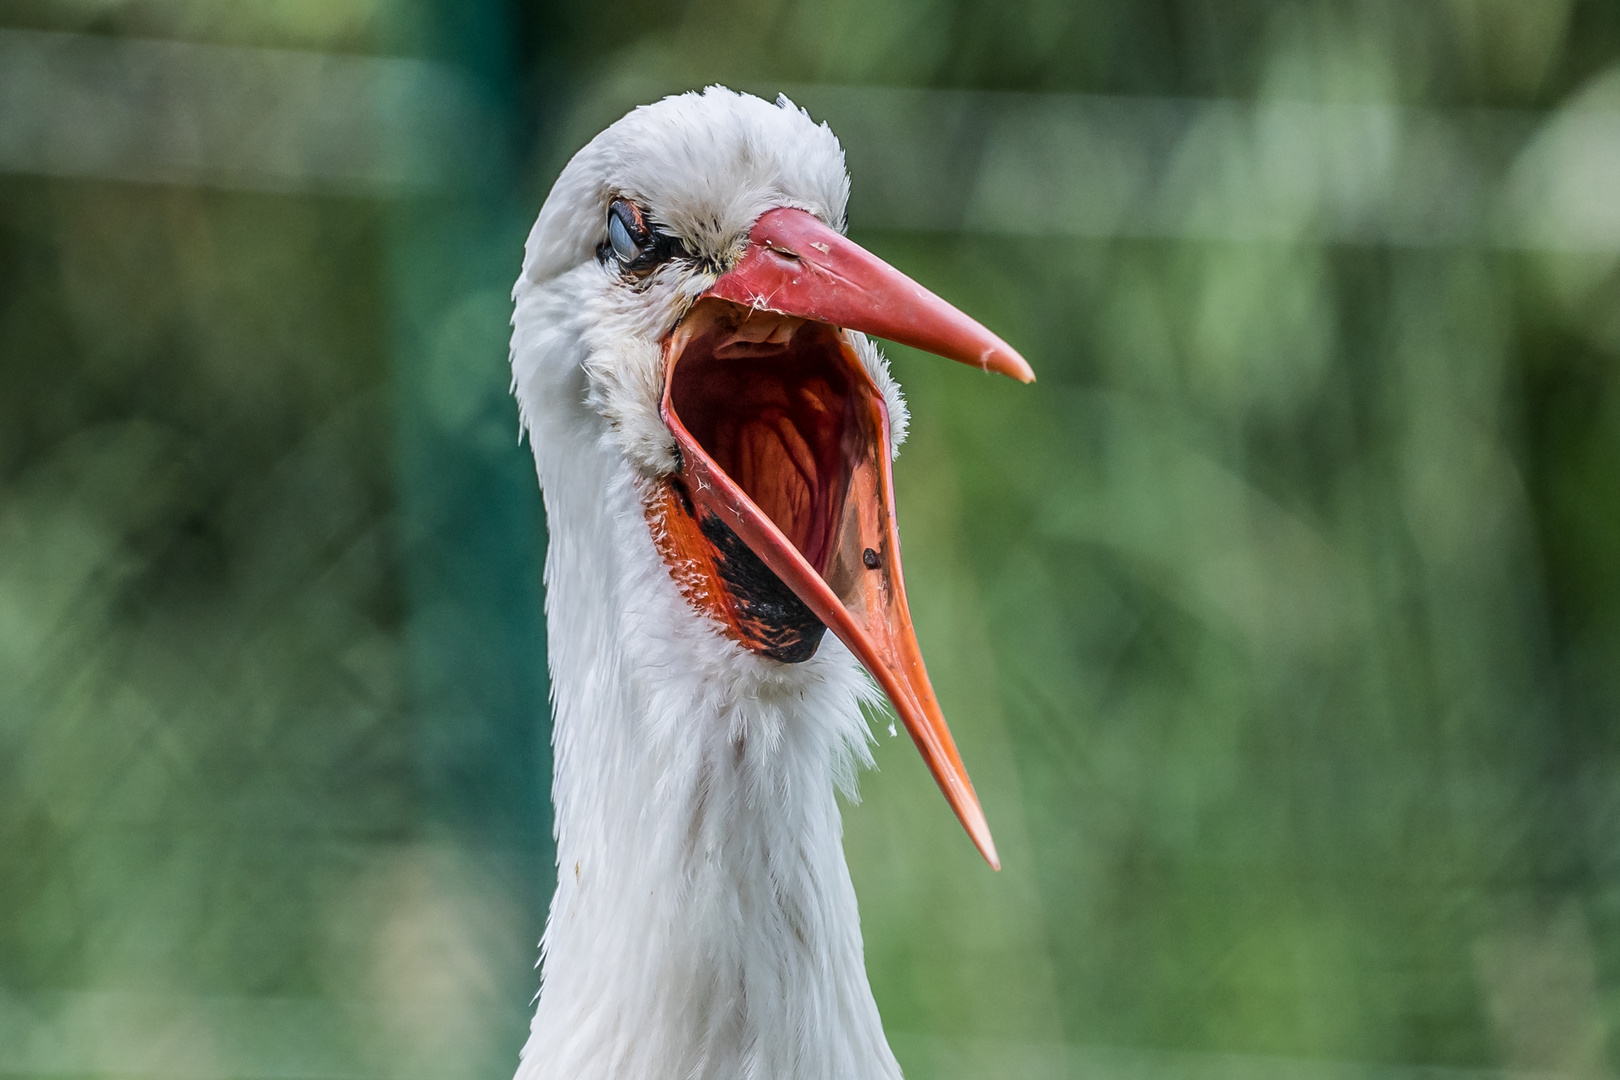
<box><xmin>513</xmin><ymin>87</ymin><xmax>1031</xmax><ymax>869</ymax></box>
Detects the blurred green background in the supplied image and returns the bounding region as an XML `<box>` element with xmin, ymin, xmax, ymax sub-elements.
<box><xmin>3</xmin><ymin>0</ymin><xmax>1620</xmax><ymax>1077</ymax></box>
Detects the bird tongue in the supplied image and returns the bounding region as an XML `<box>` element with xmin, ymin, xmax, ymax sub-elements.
<box><xmin>656</xmin><ymin>209</ymin><xmax>1031</xmax><ymax>871</ymax></box>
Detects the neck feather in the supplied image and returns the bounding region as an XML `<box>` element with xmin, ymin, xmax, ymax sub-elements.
<box><xmin>513</xmin><ymin>404</ymin><xmax>900</xmax><ymax>1080</ymax></box>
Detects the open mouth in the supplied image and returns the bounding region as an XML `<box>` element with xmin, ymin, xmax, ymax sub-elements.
<box><xmin>655</xmin><ymin>297</ymin><xmax>885</xmax><ymax>662</ymax></box>
<box><xmin>639</xmin><ymin>203</ymin><xmax>1026</xmax><ymax>869</ymax></box>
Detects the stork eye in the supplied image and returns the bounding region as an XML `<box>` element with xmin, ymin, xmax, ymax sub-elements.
<box><xmin>602</xmin><ymin>198</ymin><xmax>684</xmax><ymax>276</ymax></box>
<box><xmin>607</xmin><ymin>209</ymin><xmax>639</xmax><ymax>263</ymax></box>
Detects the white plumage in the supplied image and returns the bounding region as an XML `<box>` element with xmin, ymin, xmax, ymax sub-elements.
<box><xmin>509</xmin><ymin>86</ymin><xmax>1029</xmax><ymax>1080</ymax></box>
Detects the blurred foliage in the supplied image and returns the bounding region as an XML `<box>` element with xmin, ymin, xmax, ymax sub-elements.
<box><xmin>3</xmin><ymin>0</ymin><xmax>1620</xmax><ymax>1078</ymax></box>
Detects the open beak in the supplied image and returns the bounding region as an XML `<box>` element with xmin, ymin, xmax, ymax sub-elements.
<box><xmin>654</xmin><ymin>207</ymin><xmax>1031</xmax><ymax>870</ymax></box>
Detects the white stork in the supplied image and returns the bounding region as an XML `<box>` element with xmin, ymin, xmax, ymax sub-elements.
<box><xmin>508</xmin><ymin>86</ymin><xmax>1033</xmax><ymax>1080</ymax></box>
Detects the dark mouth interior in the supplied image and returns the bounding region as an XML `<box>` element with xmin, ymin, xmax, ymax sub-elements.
<box><xmin>668</xmin><ymin>314</ymin><xmax>860</xmax><ymax>576</ymax></box>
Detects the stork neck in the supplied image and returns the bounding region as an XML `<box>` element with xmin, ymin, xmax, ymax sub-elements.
<box><xmin>514</xmin><ymin>449</ymin><xmax>900</xmax><ymax>1080</ymax></box>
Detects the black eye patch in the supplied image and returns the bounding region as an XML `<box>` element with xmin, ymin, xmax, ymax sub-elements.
<box><xmin>601</xmin><ymin>198</ymin><xmax>686</xmax><ymax>276</ymax></box>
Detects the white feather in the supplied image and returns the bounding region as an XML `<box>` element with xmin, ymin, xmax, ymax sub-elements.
<box><xmin>509</xmin><ymin>87</ymin><xmax>912</xmax><ymax>1080</ymax></box>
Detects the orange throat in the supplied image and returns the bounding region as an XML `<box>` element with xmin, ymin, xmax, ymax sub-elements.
<box><xmin>645</xmin><ymin>477</ymin><xmax>829</xmax><ymax>662</ymax></box>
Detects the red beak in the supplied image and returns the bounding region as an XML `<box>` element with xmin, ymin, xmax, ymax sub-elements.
<box><xmin>657</xmin><ymin>208</ymin><xmax>1032</xmax><ymax>869</ymax></box>
<box><xmin>708</xmin><ymin>208</ymin><xmax>1035</xmax><ymax>384</ymax></box>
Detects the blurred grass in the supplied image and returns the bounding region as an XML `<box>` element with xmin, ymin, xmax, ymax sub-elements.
<box><xmin>3</xmin><ymin>0</ymin><xmax>1620</xmax><ymax>1078</ymax></box>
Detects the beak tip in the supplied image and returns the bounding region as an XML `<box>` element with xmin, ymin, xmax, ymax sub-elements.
<box><xmin>978</xmin><ymin>834</ymin><xmax>1002</xmax><ymax>871</ymax></box>
<box><xmin>990</xmin><ymin>347</ymin><xmax>1036</xmax><ymax>384</ymax></box>
<box><xmin>959</xmin><ymin>801</ymin><xmax>1001</xmax><ymax>870</ymax></box>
